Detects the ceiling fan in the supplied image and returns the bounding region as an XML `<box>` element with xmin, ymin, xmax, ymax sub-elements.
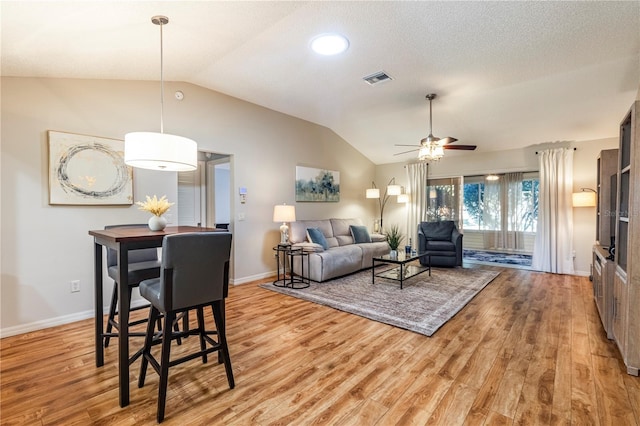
<box><xmin>395</xmin><ymin>93</ymin><xmax>477</xmax><ymax>160</ymax></box>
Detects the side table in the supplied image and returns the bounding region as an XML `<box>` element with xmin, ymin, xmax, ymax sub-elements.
<box><xmin>273</xmin><ymin>245</ymin><xmax>310</xmax><ymax>289</ymax></box>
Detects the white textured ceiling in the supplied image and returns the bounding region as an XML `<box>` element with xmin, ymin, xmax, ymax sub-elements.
<box><xmin>2</xmin><ymin>1</ymin><xmax>639</xmax><ymax>165</ymax></box>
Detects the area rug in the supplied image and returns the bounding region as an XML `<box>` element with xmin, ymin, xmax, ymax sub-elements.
<box><xmin>259</xmin><ymin>267</ymin><xmax>500</xmax><ymax>336</ymax></box>
<box><xmin>464</xmin><ymin>249</ymin><xmax>532</xmax><ymax>267</ymax></box>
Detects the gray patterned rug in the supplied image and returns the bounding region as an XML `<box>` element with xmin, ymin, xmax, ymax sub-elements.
<box><xmin>260</xmin><ymin>267</ymin><xmax>500</xmax><ymax>336</ymax></box>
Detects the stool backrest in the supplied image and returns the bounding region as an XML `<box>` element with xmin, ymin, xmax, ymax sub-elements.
<box><xmin>160</xmin><ymin>232</ymin><xmax>232</xmax><ymax>311</ymax></box>
<box><xmin>104</xmin><ymin>224</ymin><xmax>159</xmax><ymax>267</ymax></box>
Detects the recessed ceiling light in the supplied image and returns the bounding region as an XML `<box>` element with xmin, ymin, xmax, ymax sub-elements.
<box><xmin>310</xmin><ymin>33</ymin><xmax>349</xmax><ymax>55</ymax></box>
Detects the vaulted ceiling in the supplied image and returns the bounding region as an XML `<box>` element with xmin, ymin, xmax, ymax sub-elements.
<box><xmin>2</xmin><ymin>1</ymin><xmax>639</xmax><ymax>164</ymax></box>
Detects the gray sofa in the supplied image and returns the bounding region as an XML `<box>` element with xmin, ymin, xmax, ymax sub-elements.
<box><xmin>289</xmin><ymin>218</ymin><xmax>389</xmax><ymax>282</ymax></box>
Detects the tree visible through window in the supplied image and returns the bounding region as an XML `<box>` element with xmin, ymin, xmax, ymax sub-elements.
<box><xmin>462</xmin><ymin>175</ymin><xmax>539</xmax><ymax>232</ymax></box>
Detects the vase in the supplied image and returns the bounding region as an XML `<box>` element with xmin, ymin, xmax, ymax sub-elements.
<box><xmin>148</xmin><ymin>215</ymin><xmax>167</xmax><ymax>231</ymax></box>
<box><xmin>389</xmin><ymin>249</ymin><xmax>398</xmax><ymax>259</ymax></box>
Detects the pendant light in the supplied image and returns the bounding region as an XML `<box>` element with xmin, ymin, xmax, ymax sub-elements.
<box><xmin>125</xmin><ymin>16</ymin><xmax>197</xmax><ymax>172</ymax></box>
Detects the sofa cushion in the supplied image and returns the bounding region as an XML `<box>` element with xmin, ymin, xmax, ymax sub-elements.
<box><xmin>423</xmin><ymin>221</ymin><xmax>455</xmax><ymax>241</ymax></box>
<box><xmin>289</xmin><ymin>220</ymin><xmax>332</xmax><ymax>244</ymax></box>
<box><xmin>370</xmin><ymin>233</ymin><xmax>387</xmax><ymax>242</ymax></box>
<box><xmin>330</xmin><ymin>218</ymin><xmax>363</xmax><ymax>237</ymax></box>
<box><xmin>359</xmin><ymin>241</ymin><xmax>392</xmax><ymax>269</ymax></box>
<box><xmin>306</xmin><ymin>227</ymin><xmax>329</xmax><ymax>250</ymax></box>
<box><xmin>310</xmin><ymin>245</ymin><xmax>363</xmax><ymax>282</ymax></box>
<box><xmin>295</xmin><ymin>242</ymin><xmax>325</xmax><ymax>252</ymax></box>
<box><xmin>350</xmin><ymin>225</ymin><xmax>371</xmax><ymax>243</ymax></box>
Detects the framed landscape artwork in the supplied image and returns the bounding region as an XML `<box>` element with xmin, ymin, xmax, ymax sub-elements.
<box><xmin>295</xmin><ymin>166</ymin><xmax>340</xmax><ymax>202</ymax></box>
<box><xmin>48</xmin><ymin>131</ymin><xmax>133</xmax><ymax>205</ymax></box>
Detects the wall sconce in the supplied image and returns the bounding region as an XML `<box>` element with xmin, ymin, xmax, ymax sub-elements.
<box><xmin>572</xmin><ymin>188</ymin><xmax>597</xmax><ymax>207</ymax></box>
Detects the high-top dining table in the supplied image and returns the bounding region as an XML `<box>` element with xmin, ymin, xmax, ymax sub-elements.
<box><xmin>89</xmin><ymin>225</ymin><xmax>223</xmax><ymax>407</ymax></box>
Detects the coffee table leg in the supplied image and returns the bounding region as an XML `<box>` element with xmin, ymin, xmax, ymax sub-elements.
<box><xmin>372</xmin><ymin>259</ymin><xmax>375</xmax><ymax>284</ymax></box>
<box><xmin>400</xmin><ymin>264</ymin><xmax>404</xmax><ymax>289</ymax></box>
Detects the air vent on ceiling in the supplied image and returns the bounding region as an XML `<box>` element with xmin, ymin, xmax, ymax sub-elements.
<box><xmin>363</xmin><ymin>71</ymin><xmax>393</xmax><ymax>85</ymax></box>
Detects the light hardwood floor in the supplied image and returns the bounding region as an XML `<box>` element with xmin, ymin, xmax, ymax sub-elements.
<box><xmin>1</xmin><ymin>265</ymin><xmax>639</xmax><ymax>425</ymax></box>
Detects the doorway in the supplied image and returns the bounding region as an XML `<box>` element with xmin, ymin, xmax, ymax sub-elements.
<box><xmin>177</xmin><ymin>151</ymin><xmax>231</xmax><ymax>228</ymax></box>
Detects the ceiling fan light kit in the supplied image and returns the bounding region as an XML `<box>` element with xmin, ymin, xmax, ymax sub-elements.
<box><xmin>394</xmin><ymin>93</ymin><xmax>476</xmax><ymax>161</ymax></box>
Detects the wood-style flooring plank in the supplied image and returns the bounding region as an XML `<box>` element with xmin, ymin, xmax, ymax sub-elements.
<box><xmin>1</xmin><ymin>265</ymin><xmax>638</xmax><ymax>425</ymax></box>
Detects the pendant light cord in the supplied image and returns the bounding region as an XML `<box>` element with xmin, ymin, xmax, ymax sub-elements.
<box><xmin>428</xmin><ymin>97</ymin><xmax>433</xmax><ymax>136</ymax></box>
<box><xmin>159</xmin><ymin>19</ymin><xmax>164</xmax><ymax>134</ymax></box>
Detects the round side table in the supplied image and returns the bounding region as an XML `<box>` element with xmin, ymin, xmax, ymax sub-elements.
<box><xmin>273</xmin><ymin>244</ymin><xmax>310</xmax><ymax>289</ymax></box>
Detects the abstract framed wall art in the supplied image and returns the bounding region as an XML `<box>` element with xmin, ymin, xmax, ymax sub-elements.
<box><xmin>295</xmin><ymin>166</ymin><xmax>340</xmax><ymax>202</ymax></box>
<box><xmin>48</xmin><ymin>131</ymin><xmax>133</xmax><ymax>205</ymax></box>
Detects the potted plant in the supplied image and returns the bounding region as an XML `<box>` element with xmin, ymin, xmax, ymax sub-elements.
<box><xmin>385</xmin><ymin>224</ymin><xmax>404</xmax><ymax>258</ymax></box>
<box><xmin>136</xmin><ymin>195</ymin><xmax>174</xmax><ymax>231</ymax></box>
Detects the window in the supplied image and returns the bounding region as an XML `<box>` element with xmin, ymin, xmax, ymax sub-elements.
<box><xmin>462</xmin><ymin>172</ymin><xmax>538</xmax><ymax>252</ymax></box>
<box><xmin>426</xmin><ymin>176</ymin><xmax>463</xmax><ymax>225</ymax></box>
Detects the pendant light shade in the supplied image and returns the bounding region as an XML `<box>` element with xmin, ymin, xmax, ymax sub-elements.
<box><xmin>125</xmin><ymin>15</ymin><xmax>197</xmax><ymax>172</ymax></box>
<box><xmin>125</xmin><ymin>132</ymin><xmax>197</xmax><ymax>171</ymax></box>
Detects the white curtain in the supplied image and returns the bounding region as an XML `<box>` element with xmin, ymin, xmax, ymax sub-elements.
<box><xmin>504</xmin><ymin>172</ymin><xmax>525</xmax><ymax>250</ymax></box>
<box><xmin>482</xmin><ymin>177</ymin><xmax>501</xmax><ymax>248</ymax></box>
<box><xmin>531</xmin><ymin>148</ymin><xmax>574</xmax><ymax>274</ymax></box>
<box><xmin>483</xmin><ymin>172</ymin><xmax>525</xmax><ymax>250</ymax></box>
<box><xmin>406</xmin><ymin>162</ymin><xmax>429</xmax><ymax>248</ymax></box>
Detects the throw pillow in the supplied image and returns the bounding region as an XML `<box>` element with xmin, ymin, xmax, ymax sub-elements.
<box><xmin>350</xmin><ymin>225</ymin><xmax>372</xmax><ymax>243</ymax></box>
<box><xmin>306</xmin><ymin>227</ymin><xmax>329</xmax><ymax>250</ymax></box>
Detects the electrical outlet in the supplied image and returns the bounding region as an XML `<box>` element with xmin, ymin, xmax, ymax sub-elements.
<box><xmin>70</xmin><ymin>280</ymin><xmax>80</xmax><ymax>293</ymax></box>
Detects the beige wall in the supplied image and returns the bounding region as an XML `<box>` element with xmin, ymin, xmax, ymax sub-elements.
<box><xmin>375</xmin><ymin>137</ymin><xmax>619</xmax><ymax>276</ymax></box>
<box><xmin>0</xmin><ymin>75</ymin><xmax>628</xmax><ymax>335</ymax></box>
<box><xmin>1</xmin><ymin>77</ymin><xmax>376</xmax><ymax>334</ymax></box>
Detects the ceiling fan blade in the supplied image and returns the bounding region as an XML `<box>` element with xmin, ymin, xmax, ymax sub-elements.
<box><xmin>394</xmin><ymin>144</ymin><xmax>421</xmax><ymax>147</ymax></box>
<box><xmin>440</xmin><ymin>137</ymin><xmax>458</xmax><ymax>144</ymax></box>
<box><xmin>443</xmin><ymin>144</ymin><xmax>477</xmax><ymax>150</ymax></box>
<box><xmin>394</xmin><ymin>148</ymin><xmax>420</xmax><ymax>155</ymax></box>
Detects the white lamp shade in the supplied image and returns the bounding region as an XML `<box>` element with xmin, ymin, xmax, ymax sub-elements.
<box><xmin>125</xmin><ymin>132</ymin><xmax>198</xmax><ymax>172</ymax></box>
<box><xmin>273</xmin><ymin>204</ymin><xmax>296</xmax><ymax>222</ymax></box>
<box><xmin>387</xmin><ymin>184</ymin><xmax>401</xmax><ymax>196</ymax></box>
<box><xmin>572</xmin><ymin>191</ymin><xmax>597</xmax><ymax>207</ymax></box>
<box><xmin>366</xmin><ymin>188</ymin><xmax>380</xmax><ymax>198</ymax></box>
<box><xmin>418</xmin><ymin>147</ymin><xmax>430</xmax><ymax>161</ymax></box>
<box><xmin>397</xmin><ymin>193</ymin><xmax>409</xmax><ymax>203</ymax></box>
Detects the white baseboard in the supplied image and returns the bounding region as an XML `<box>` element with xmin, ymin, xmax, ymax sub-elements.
<box><xmin>0</xmin><ymin>309</ymin><xmax>94</xmax><ymax>338</ymax></box>
<box><xmin>0</xmin><ymin>274</ymin><xmax>274</xmax><ymax>338</ymax></box>
<box><xmin>0</xmin><ymin>299</ymin><xmax>150</xmax><ymax>339</ymax></box>
<box><xmin>231</xmin><ymin>270</ymin><xmax>275</xmax><ymax>285</ymax></box>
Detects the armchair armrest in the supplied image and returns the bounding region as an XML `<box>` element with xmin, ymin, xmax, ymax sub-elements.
<box><xmin>451</xmin><ymin>228</ymin><xmax>463</xmax><ymax>266</ymax></box>
<box><xmin>418</xmin><ymin>226</ymin><xmax>427</xmax><ymax>252</ymax></box>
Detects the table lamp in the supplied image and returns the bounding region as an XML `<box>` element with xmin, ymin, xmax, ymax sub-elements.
<box><xmin>273</xmin><ymin>203</ymin><xmax>296</xmax><ymax>244</ymax></box>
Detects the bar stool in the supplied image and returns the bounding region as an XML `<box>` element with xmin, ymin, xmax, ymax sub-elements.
<box><xmin>138</xmin><ymin>232</ymin><xmax>234</xmax><ymax>423</ymax></box>
<box><xmin>103</xmin><ymin>224</ymin><xmax>161</xmax><ymax>347</ymax></box>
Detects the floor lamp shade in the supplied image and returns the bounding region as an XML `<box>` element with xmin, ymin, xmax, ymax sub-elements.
<box><xmin>124</xmin><ymin>132</ymin><xmax>198</xmax><ymax>171</ymax></box>
<box><xmin>387</xmin><ymin>184</ymin><xmax>401</xmax><ymax>196</ymax></box>
<box><xmin>366</xmin><ymin>188</ymin><xmax>380</xmax><ymax>198</ymax></box>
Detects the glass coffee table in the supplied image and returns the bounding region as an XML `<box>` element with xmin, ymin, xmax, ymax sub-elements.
<box><xmin>372</xmin><ymin>252</ymin><xmax>431</xmax><ymax>289</ymax></box>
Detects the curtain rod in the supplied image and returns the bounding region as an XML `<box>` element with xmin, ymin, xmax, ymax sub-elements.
<box><xmin>535</xmin><ymin>147</ymin><xmax>576</xmax><ymax>154</ymax></box>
